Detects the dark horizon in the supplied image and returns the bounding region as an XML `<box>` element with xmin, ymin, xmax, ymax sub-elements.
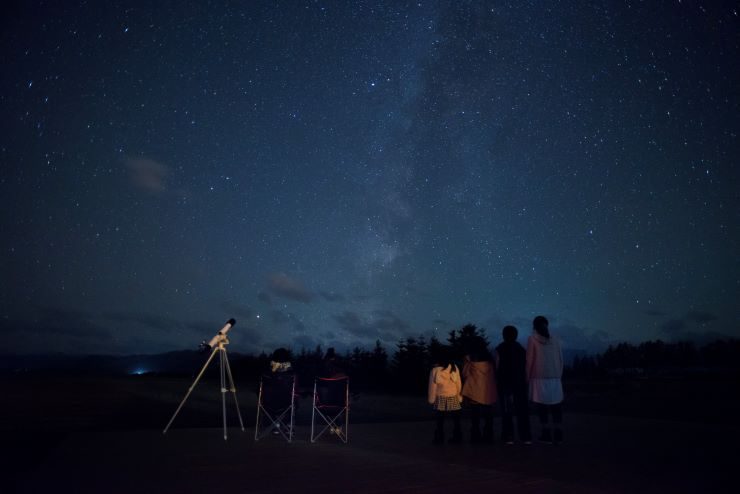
<box><xmin>3</xmin><ymin>334</ymin><xmax>738</xmax><ymax>376</ymax></box>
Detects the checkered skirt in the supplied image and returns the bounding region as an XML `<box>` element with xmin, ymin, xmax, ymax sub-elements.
<box><xmin>433</xmin><ymin>395</ymin><xmax>461</xmax><ymax>411</ymax></box>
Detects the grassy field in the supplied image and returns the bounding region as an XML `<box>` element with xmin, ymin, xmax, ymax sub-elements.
<box><xmin>2</xmin><ymin>373</ymin><xmax>738</xmax><ymax>432</ymax></box>
<box><xmin>2</xmin><ymin>373</ymin><xmax>738</xmax><ymax>493</ymax></box>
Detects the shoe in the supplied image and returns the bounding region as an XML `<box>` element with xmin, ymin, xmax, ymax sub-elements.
<box><xmin>505</xmin><ymin>440</ymin><xmax>514</xmax><ymax>445</ymax></box>
<box><xmin>523</xmin><ymin>440</ymin><xmax>533</xmax><ymax>445</ymax></box>
<box><xmin>553</xmin><ymin>428</ymin><xmax>563</xmax><ymax>444</ymax></box>
<box><xmin>433</xmin><ymin>431</ymin><xmax>444</xmax><ymax>445</ymax></box>
<box><xmin>481</xmin><ymin>428</ymin><xmax>494</xmax><ymax>444</ymax></box>
<box><xmin>539</xmin><ymin>429</ymin><xmax>553</xmax><ymax>444</ymax></box>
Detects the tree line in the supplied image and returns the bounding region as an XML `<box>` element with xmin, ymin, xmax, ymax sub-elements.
<box><xmin>227</xmin><ymin>327</ymin><xmax>740</xmax><ymax>392</ymax></box>
<box><xmin>570</xmin><ymin>338</ymin><xmax>740</xmax><ymax>378</ymax></box>
<box><xmin>231</xmin><ymin>323</ymin><xmax>490</xmax><ymax>394</ymax></box>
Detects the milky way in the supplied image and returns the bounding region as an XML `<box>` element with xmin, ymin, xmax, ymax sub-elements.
<box><xmin>1</xmin><ymin>1</ymin><xmax>737</xmax><ymax>355</ymax></box>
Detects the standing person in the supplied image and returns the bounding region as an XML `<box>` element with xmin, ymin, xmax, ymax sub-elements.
<box><xmin>462</xmin><ymin>336</ymin><xmax>497</xmax><ymax>443</ymax></box>
<box><xmin>428</xmin><ymin>346</ymin><xmax>463</xmax><ymax>445</ymax></box>
<box><xmin>526</xmin><ymin>316</ymin><xmax>564</xmax><ymax>444</ymax></box>
<box><xmin>495</xmin><ymin>325</ymin><xmax>532</xmax><ymax>444</ymax></box>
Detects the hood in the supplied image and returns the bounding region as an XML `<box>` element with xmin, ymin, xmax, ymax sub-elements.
<box><xmin>465</xmin><ymin>360</ymin><xmax>493</xmax><ymax>374</ymax></box>
<box><xmin>270</xmin><ymin>361</ymin><xmax>292</xmax><ymax>373</ymax></box>
<box><xmin>532</xmin><ymin>333</ymin><xmax>554</xmax><ymax>345</ymax></box>
<box><xmin>435</xmin><ymin>364</ymin><xmax>460</xmax><ymax>383</ymax></box>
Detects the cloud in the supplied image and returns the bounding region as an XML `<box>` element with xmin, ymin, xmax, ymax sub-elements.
<box><xmin>333</xmin><ymin>309</ymin><xmax>409</xmax><ymax>341</ymax></box>
<box><xmin>267</xmin><ymin>273</ymin><xmax>315</xmax><ymax>303</ymax></box>
<box><xmin>644</xmin><ymin>309</ymin><xmax>666</xmax><ymax>317</ymax></box>
<box><xmin>257</xmin><ymin>291</ymin><xmax>272</xmax><ymax>305</ymax></box>
<box><xmin>102</xmin><ymin>312</ymin><xmax>264</xmax><ymax>350</ymax></box>
<box><xmin>334</xmin><ymin>311</ymin><xmax>369</xmax><ymax>337</ymax></box>
<box><xmin>229</xmin><ymin>325</ymin><xmax>263</xmax><ymax>347</ymax></box>
<box><xmin>657</xmin><ymin>310</ymin><xmax>725</xmax><ymax>345</ymax></box>
<box><xmin>267</xmin><ymin>309</ymin><xmax>308</xmax><ymax>335</ymax></box>
<box><xmin>104</xmin><ymin>311</ymin><xmax>185</xmax><ymax>331</ymax></box>
<box><xmin>659</xmin><ymin>310</ymin><xmax>719</xmax><ymax>336</ymax></box>
<box><xmin>126</xmin><ymin>157</ymin><xmax>168</xmax><ymax>192</ymax></box>
<box><xmin>270</xmin><ymin>310</ymin><xmax>289</xmax><ymax>326</ymax></box>
<box><xmin>371</xmin><ymin>309</ymin><xmax>411</xmax><ymax>333</ymax></box>
<box><xmin>219</xmin><ymin>301</ymin><xmax>254</xmax><ymax>321</ymax></box>
<box><xmin>293</xmin><ymin>334</ymin><xmax>321</xmax><ymax>350</ymax></box>
<box><xmin>102</xmin><ymin>312</ymin><xmax>222</xmax><ymax>346</ymax></box>
<box><xmin>549</xmin><ymin>322</ymin><xmax>613</xmax><ymax>352</ymax></box>
<box><xmin>660</xmin><ymin>319</ymin><xmax>687</xmax><ymax>334</ymax></box>
<box><xmin>686</xmin><ymin>311</ymin><xmax>718</xmax><ymax>324</ymax></box>
<box><xmin>319</xmin><ymin>291</ymin><xmax>346</xmax><ymax>302</ymax></box>
<box><xmin>0</xmin><ymin>307</ymin><xmax>115</xmax><ymax>354</ymax></box>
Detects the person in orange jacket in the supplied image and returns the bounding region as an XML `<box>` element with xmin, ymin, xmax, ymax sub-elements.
<box><xmin>462</xmin><ymin>336</ymin><xmax>497</xmax><ymax>443</ymax></box>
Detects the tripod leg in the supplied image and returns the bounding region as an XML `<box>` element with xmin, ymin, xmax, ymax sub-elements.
<box><xmin>220</xmin><ymin>348</ymin><xmax>228</xmax><ymax>440</ymax></box>
<box><xmin>223</xmin><ymin>350</ymin><xmax>245</xmax><ymax>431</ymax></box>
<box><xmin>163</xmin><ymin>346</ymin><xmax>219</xmax><ymax>434</ymax></box>
<box><xmin>345</xmin><ymin>380</ymin><xmax>350</xmax><ymax>443</ymax></box>
<box><xmin>311</xmin><ymin>381</ymin><xmax>316</xmax><ymax>442</ymax></box>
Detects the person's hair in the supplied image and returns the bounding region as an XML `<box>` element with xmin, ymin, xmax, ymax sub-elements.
<box><xmin>533</xmin><ymin>316</ymin><xmax>550</xmax><ymax>338</ymax></box>
<box><xmin>502</xmin><ymin>325</ymin><xmax>518</xmax><ymax>342</ymax></box>
<box><xmin>465</xmin><ymin>335</ymin><xmax>492</xmax><ymax>361</ymax></box>
<box><xmin>271</xmin><ymin>347</ymin><xmax>291</xmax><ymax>362</ymax></box>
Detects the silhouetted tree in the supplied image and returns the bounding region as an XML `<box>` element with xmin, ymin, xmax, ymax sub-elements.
<box><xmin>392</xmin><ymin>336</ymin><xmax>429</xmax><ymax>393</ymax></box>
<box><xmin>448</xmin><ymin>323</ymin><xmax>490</xmax><ymax>361</ymax></box>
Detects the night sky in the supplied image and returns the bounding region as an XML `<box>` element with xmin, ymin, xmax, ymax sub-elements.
<box><xmin>1</xmin><ymin>1</ymin><xmax>737</xmax><ymax>356</ymax></box>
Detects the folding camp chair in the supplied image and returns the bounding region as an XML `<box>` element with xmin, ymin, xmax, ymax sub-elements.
<box><xmin>310</xmin><ymin>376</ymin><xmax>349</xmax><ymax>443</ymax></box>
<box><xmin>255</xmin><ymin>372</ymin><xmax>296</xmax><ymax>442</ymax></box>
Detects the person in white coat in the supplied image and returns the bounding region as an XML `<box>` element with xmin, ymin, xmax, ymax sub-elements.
<box><xmin>526</xmin><ymin>316</ymin><xmax>564</xmax><ymax>444</ymax></box>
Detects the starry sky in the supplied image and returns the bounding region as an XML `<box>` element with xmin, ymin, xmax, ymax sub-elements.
<box><xmin>1</xmin><ymin>1</ymin><xmax>737</xmax><ymax>356</ymax></box>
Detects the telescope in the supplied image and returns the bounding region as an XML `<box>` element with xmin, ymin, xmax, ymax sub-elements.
<box><xmin>164</xmin><ymin>317</ymin><xmax>245</xmax><ymax>439</ymax></box>
<box><xmin>202</xmin><ymin>318</ymin><xmax>236</xmax><ymax>349</ymax></box>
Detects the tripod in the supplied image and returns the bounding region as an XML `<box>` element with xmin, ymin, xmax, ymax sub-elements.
<box><xmin>163</xmin><ymin>336</ymin><xmax>245</xmax><ymax>440</ymax></box>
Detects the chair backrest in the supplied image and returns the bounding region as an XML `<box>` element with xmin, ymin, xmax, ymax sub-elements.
<box><xmin>315</xmin><ymin>376</ymin><xmax>348</xmax><ymax>408</ymax></box>
<box><xmin>261</xmin><ymin>372</ymin><xmax>295</xmax><ymax>412</ymax></box>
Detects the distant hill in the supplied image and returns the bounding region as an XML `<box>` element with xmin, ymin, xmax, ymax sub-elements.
<box><xmin>563</xmin><ymin>348</ymin><xmax>588</xmax><ymax>366</ymax></box>
<box><xmin>0</xmin><ymin>350</ymin><xmax>251</xmax><ymax>376</ymax></box>
<box><xmin>1</xmin><ymin>346</ymin><xmax>590</xmax><ymax>376</ymax></box>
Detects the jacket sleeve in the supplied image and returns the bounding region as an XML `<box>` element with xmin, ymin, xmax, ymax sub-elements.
<box><xmin>525</xmin><ymin>337</ymin><xmax>535</xmax><ymax>381</ymax></box>
<box><xmin>428</xmin><ymin>368</ymin><xmax>437</xmax><ymax>405</ymax></box>
<box><xmin>454</xmin><ymin>366</ymin><xmax>462</xmax><ymax>399</ymax></box>
<box><xmin>556</xmin><ymin>338</ymin><xmax>564</xmax><ymax>377</ymax></box>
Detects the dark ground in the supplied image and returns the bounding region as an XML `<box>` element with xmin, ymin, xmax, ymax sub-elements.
<box><xmin>1</xmin><ymin>374</ymin><xmax>738</xmax><ymax>493</ymax></box>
